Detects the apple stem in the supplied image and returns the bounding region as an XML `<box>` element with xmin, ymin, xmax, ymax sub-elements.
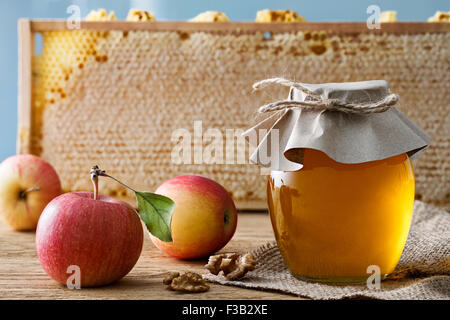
<box><xmin>24</xmin><ymin>186</ymin><xmax>40</xmax><ymax>193</ymax></box>
<box><xmin>90</xmin><ymin>165</ymin><xmax>137</xmax><ymax>200</ymax></box>
<box><xmin>19</xmin><ymin>186</ymin><xmax>40</xmax><ymax>199</ymax></box>
<box><xmin>91</xmin><ymin>173</ymin><xmax>99</xmax><ymax>200</ymax></box>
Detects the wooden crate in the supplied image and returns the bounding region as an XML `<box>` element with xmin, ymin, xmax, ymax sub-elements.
<box><xmin>18</xmin><ymin>20</ymin><xmax>450</xmax><ymax>209</ymax></box>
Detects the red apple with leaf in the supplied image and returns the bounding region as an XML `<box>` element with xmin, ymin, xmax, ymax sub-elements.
<box><xmin>150</xmin><ymin>175</ymin><xmax>237</xmax><ymax>259</ymax></box>
<box><xmin>36</xmin><ymin>166</ymin><xmax>237</xmax><ymax>287</ymax></box>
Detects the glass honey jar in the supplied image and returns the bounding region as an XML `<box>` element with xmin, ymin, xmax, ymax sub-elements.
<box><xmin>267</xmin><ymin>149</ymin><xmax>415</xmax><ymax>282</ymax></box>
<box><xmin>245</xmin><ymin>79</ymin><xmax>429</xmax><ymax>283</ymax></box>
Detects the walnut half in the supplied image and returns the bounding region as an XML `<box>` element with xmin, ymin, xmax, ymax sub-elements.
<box><xmin>163</xmin><ymin>272</ymin><xmax>210</xmax><ymax>293</ymax></box>
<box><xmin>205</xmin><ymin>253</ymin><xmax>257</xmax><ymax>280</ymax></box>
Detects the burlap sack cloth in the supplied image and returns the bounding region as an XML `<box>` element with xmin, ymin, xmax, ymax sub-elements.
<box><xmin>205</xmin><ymin>201</ymin><xmax>450</xmax><ymax>299</ymax></box>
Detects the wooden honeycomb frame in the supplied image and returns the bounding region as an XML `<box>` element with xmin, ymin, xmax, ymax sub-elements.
<box><xmin>18</xmin><ymin>20</ymin><xmax>450</xmax><ymax>210</ymax></box>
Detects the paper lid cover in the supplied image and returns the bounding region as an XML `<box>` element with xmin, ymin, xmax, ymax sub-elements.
<box><xmin>244</xmin><ymin>79</ymin><xmax>430</xmax><ymax>171</ymax></box>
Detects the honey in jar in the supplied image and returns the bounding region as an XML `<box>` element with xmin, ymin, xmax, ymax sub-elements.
<box><xmin>245</xmin><ymin>79</ymin><xmax>429</xmax><ymax>283</ymax></box>
<box><xmin>267</xmin><ymin>149</ymin><xmax>415</xmax><ymax>282</ymax></box>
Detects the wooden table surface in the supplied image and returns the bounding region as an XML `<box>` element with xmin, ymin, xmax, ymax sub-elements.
<box><xmin>0</xmin><ymin>212</ymin><xmax>299</xmax><ymax>300</ymax></box>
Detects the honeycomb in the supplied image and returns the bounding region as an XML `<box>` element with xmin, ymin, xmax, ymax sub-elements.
<box><xmin>255</xmin><ymin>9</ymin><xmax>306</xmax><ymax>22</ymax></box>
<box><xmin>380</xmin><ymin>11</ymin><xmax>397</xmax><ymax>23</ymax></box>
<box><xmin>85</xmin><ymin>9</ymin><xmax>117</xmax><ymax>21</ymax></box>
<box><xmin>26</xmin><ymin>24</ymin><xmax>450</xmax><ymax>209</ymax></box>
<box><xmin>31</xmin><ymin>10</ymin><xmax>116</xmax><ymax>154</ymax></box>
<box><xmin>189</xmin><ymin>11</ymin><xmax>229</xmax><ymax>22</ymax></box>
<box><xmin>126</xmin><ymin>9</ymin><xmax>156</xmax><ymax>22</ymax></box>
<box><xmin>428</xmin><ymin>11</ymin><xmax>450</xmax><ymax>23</ymax></box>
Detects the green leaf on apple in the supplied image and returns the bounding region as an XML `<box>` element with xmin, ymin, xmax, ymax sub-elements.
<box><xmin>135</xmin><ymin>191</ymin><xmax>175</xmax><ymax>242</ymax></box>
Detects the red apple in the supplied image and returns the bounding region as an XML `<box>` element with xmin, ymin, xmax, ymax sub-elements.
<box><xmin>150</xmin><ymin>175</ymin><xmax>237</xmax><ymax>259</ymax></box>
<box><xmin>0</xmin><ymin>154</ymin><xmax>62</xmax><ymax>230</ymax></box>
<box><xmin>36</xmin><ymin>192</ymin><xmax>143</xmax><ymax>287</ymax></box>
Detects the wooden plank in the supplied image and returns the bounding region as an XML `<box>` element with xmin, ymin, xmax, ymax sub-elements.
<box><xmin>17</xmin><ymin>19</ymin><xmax>33</xmax><ymax>155</ymax></box>
<box><xmin>0</xmin><ymin>213</ymin><xmax>298</xmax><ymax>300</ymax></box>
<box><xmin>30</xmin><ymin>20</ymin><xmax>450</xmax><ymax>34</ymax></box>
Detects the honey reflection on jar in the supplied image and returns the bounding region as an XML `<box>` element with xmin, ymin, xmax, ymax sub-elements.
<box><xmin>267</xmin><ymin>149</ymin><xmax>415</xmax><ymax>283</ymax></box>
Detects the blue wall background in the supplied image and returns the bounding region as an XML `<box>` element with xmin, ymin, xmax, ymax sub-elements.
<box><xmin>0</xmin><ymin>0</ymin><xmax>448</xmax><ymax>161</ymax></box>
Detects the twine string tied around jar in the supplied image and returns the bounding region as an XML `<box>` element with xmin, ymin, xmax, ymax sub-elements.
<box><xmin>253</xmin><ymin>78</ymin><xmax>399</xmax><ymax>114</ymax></box>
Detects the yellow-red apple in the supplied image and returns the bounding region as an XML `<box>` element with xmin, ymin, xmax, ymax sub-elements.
<box><xmin>150</xmin><ymin>175</ymin><xmax>237</xmax><ymax>259</ymax></box>
<box><xmin>0</xmin><ymin>154</ymin><xmax>62</xmax><ymax>230</ymax></box>
<box><xmin>36</xmin><ymin>192</ymin><xmax>144</xmax><ymax>287</ymax></box>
